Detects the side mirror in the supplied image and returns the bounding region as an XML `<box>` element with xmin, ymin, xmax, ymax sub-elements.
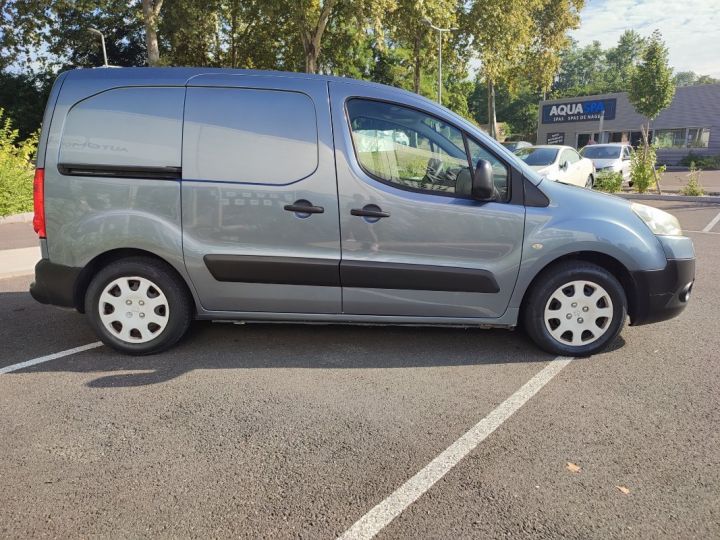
<box><xmin>560</xmin><ymin>160</ymin><xmax>569</xmax><ymax>170</ymax></box>
<box><xmin>472</xmin><ymin>159</ymin><xmax>495</xmax><ymax>201</ymax></box>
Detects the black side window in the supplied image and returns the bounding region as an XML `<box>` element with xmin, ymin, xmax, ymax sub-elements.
<box><xmin>347</xmin><ymin>99</ymin><xmax>471</xmax><ymax>196</ymax></box>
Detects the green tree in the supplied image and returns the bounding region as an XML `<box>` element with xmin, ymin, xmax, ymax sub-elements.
<box><xmin>604</xmin><ymin>30</ymin><xmax>645</xmax><ymax>92</ymax></box>
<box><xmin>0</xmin><ymin>108</ymin><xmax>38</xmax><ymax>217</ymax></box>
<box><xmin>468</xmin><ymin>0</ymin><xmax>582</xmax><ymax>139</ymax></box>
<box><xmin>629</xmin><ymin>30</ymin><xmax>674</xmax><ymax>122</ymax></box>
<box><xmin>673</xmin><ymin>70</ymin><xmax>720</xmax><ymax>86</ymax></box>
<box><xmin>628</xmin><ymin>30</ymin><xmax>674</xmax><ymax>194</ymax></box>
<box><xmin>141</xmin><ymin>0</ymin><xmax>163</xmax><ymax>65</ymax></box>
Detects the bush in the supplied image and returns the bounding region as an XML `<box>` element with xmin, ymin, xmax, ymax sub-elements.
<box><xmin>0</xmin><ymin>108</ymin><xmax>37</xmax><ymax>217</ymax></box>
<box><xmin>679</xmin><ymin>152</ymin><xmax>720</xmax><ymax>170</ymax></box>
<box><xmin>680</xmin><ymin>162</ymin><xmax>705</xmax><ymax>196</ymax></box>
<box><xmin>630</xmin><ymin>143</ymin><xmax>665</xmax><ymax>193</ymax></box>
<box><xmin>594</xmin><ymin>171</ymin><xmax>623</xmax><ymax>193</ymax></box>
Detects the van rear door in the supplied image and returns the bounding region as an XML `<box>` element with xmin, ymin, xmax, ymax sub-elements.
<box><xmin>181</xmin><ymin>75</ymin><xmax>341</xmax><ymax>314</ymax></box>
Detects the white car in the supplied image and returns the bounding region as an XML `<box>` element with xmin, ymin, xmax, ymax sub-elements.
<box><xmin>515</xmin><ymin>145</ymin><xmax>595</xmax><ymax>188</ymax></box>
<box><xmin>580</xmin><ymin>143</ymin><xmax>633</xmax><ymax>183</ymax></box>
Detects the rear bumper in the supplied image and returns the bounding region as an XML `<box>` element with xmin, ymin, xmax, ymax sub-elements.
<box><xmin>29</xmin><ymin>259</ymin><xmax>81</xmax><ymax>309</ymax></box>
<box><xmin>629</xmin><ymin>258</ymin><xmax>695</xmax><ymax>326</ymax></box>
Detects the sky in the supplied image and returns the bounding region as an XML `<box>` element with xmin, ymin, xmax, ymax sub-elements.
<box><xmin>571</xmin><ymin>0</ymin><xmax>720</xmax><ymax>78</ymax></box>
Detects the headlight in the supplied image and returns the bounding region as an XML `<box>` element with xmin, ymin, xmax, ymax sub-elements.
<box><xmin>631</xmin><ymin>203</ymin><xmax>682</xmax><ymax>236</ymax></box>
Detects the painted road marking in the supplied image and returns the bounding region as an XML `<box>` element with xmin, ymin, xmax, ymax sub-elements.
<box><xmin>0</xmin><ymin>342</ymin><xmax>103</xmax><ymax>375</ymax></box>
<box><xmin>338</xmin><ymin>356</ymin><xmax>574</xmax><ymax>540</ymax></box>
<box><xmin>702</xmin><ymin>211</ymin><xmax>720</xmax><ymax>233</ymax></box>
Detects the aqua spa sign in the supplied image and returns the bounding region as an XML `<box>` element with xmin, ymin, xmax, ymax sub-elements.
<box><xmin>542</xmin><ymin>98</ymin><xmax>616</xmax><ymax>124</ymax></box>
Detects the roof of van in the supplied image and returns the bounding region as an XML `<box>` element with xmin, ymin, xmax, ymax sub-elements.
<box><xmin>62</xmin><ymin>66</ymin><xmax>428</xmax><ymax>102</ymax></box>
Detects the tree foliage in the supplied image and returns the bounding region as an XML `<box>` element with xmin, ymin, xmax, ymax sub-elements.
<box><xmin>628</xmin><ymin>30</ymin><xmax>674</xmax><ymax>121</ymax></box>
<box><xmin>467</xmin><ymin>0</ymin><xmax>582</xmax><ymax>138</ymax></box>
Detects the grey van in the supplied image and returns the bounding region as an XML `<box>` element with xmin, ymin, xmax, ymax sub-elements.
<box><xmin>30</xmin><ymin>68</ymin><xmax>695</xmax><ymax>356</ymax></box>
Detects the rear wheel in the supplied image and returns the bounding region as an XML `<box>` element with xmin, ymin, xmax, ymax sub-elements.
<box><xmin>85</xmin><ymin>257</ymin><xmax>192</xmax><ymax>355</ymax></box>
<box><xmin>585</xmin><ymin>174</ymin><xmax>594</xmax><ymax>188</ymax></box>
<box><xmin>523</xmin><ymin>261</ymin><xmax>627</xmax><ymax>356</ymax></box>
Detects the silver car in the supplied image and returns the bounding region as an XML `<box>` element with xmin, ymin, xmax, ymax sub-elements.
<box><xmin>30</xmin><ymin>68</ymin><xmax>695</xmax><ymax>357</ymax></box>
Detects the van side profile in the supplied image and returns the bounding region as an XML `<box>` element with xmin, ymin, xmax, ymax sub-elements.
<box><xmin>30</xmin><ymin>68</ymin><xmax>695</xmax><ymax>356</ymax></box>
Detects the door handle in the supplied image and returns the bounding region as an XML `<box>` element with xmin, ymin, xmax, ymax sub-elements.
<box><xmin>351</xmin><ymin>206</ymin><xmax>390</xmax><ymax>219</ymax></box>
<box><xmin>284</xmin><ymin>200</ymin><xmax>324</xmax><ymax>214</ymax></box>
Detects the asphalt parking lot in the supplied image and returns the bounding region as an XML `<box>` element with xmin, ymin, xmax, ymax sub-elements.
<box><xmin>1</xmin><ymin>199</ymin><xmax>719</xmax><ymax>539</ymax></box>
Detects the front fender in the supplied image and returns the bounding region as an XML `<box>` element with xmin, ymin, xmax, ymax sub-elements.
<box><xmin>509</xmin><ymin>181</ymin><xmax>667</xmax><ymax>310</ymax></box>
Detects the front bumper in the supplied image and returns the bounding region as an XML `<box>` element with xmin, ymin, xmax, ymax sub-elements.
<box><xmin>629</xmin><ymin>258</ymin><xmax>695</xmax><ymax>326</ymax></box>
<box><xmin>29</xmin><ymin>259</ymin><xmax>82</xmax><ymax>309</ymax></box>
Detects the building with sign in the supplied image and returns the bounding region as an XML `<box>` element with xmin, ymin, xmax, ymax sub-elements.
<box><xmin>536</xmin><ymin>84</ymin><xmax>720</xmax><ymax>164</ymax></box>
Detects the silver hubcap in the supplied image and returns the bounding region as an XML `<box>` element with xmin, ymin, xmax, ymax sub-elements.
<box><xmin>98</xmin><ymin>276</ymin><xmax>169</xmax><ymax>344</ymax></box>
<box><xmin>544</xmin><ymin>280</ymin><xmax>613</xmax><ymax>347</ymax></box>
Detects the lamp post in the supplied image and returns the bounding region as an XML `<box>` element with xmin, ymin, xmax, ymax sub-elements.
<box><xmin>423</xmin><ymin>18</ymin><xmax>457</xmax><ymax>104</ymax></box>
<box><xmin>88</xmin><ymin>28</ymin><xmax>109</xmax><ymax>67</ymax></box>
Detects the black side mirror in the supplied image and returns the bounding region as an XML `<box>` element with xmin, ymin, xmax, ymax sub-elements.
<box><xmin>472</xmin><ymin>159</ymin><xmax>495</xmax><ymax>201</ymax></box>
<box><xmin>560</xmin><ymin>160</ymin><xmax>569</xmax><ymax>170</ymax></box>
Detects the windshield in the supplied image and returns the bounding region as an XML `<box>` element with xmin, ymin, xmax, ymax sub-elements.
<box><xmin>515</xmin><ymin>147</ymin><xmax>558</xmax><ymax>166</ymax></box>
<box><xmin>581</xmin><ymin>146</ymin><xmax>622</xmax><ymax>159</ymax></box>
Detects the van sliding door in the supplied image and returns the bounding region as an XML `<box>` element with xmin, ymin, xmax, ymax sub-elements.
<box><xmin>181</xmin><ymin>76</ymin><xmax>341</xmax><ymax>314</ymax></box>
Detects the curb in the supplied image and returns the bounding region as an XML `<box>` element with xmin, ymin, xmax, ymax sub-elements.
<box><xmin>617</xmin><ymin>193</ymin><xmax>720</xmax><ymax>204</ymax></box>
<box><xmin>0</xmin><ymin>212</ymin><xmax>33</xmax><ymax>225</ymax></box>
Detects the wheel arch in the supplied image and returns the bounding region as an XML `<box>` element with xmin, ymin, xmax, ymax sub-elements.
<box><xmin>73</xmin><ymin>248</ymin><xmax>197</xmax><ymax>314</ymax></box>
<box><xmin>519</xmin><ymin>251</ymin><xmax>638</xmax><ymax>323</ymax></box>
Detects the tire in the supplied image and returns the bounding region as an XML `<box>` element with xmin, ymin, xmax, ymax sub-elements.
<box><xmin>522</xmin><ymin>261</ymin><xmax>627</xmax><ymax>357</ymax></box>
<box><xmin>585</xmin><ymin>174</ymin><xmax>594</xmax><ymax>189</ymax></box>
<box><xmin>85</xmin><ymin>257</ymin><xmax>192</xmax><ymax>355</ymax></box>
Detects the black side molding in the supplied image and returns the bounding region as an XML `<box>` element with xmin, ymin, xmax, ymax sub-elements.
<box><xmin>203</xmin><ymin>255</ymin><xmax>500</xmax><ymax>293</ymax></box>
<box><xmin>204</xmin><ymin>255</ymin><xmax>341</xmax><ymax>286</ymax></box>
<box><xmin>58</xmin><ymin>163</ymin><xmax>181</xmax><ymax>180</ymax></box>
<box><xmin>341</xmin><ymin>260</ymin><xmax>499</xmax><ymax>293</ymax></box>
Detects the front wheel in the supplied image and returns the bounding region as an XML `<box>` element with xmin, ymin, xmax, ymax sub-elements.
<box><xmin>522</xmin><ymin>261</ymin><xmax>627</xmax><ymax>356</ymax></box>
<box><xmin>585</xmin><ymin>174</ymin><xmax>594</xmax><ymax>189</ymax></box>
<box><xmin>85</xmin><ymin>257</ymin><xmax>192</xmax><ymax>355</ymax></box>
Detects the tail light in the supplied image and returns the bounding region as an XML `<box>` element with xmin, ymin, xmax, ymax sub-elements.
<box><xmin>33</xmin><ymin>168</ymin><xmax>46</xmax><ymax>238</ymax></box>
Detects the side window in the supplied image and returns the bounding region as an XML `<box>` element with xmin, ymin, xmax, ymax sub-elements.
<box><xmin>59</xmin><ymin>87</ymin><xmax>185</xmax><ymax>170</ymax></box>
<box><xmin>567</xmin><ymin>149</ymin><xmax>581</xmax><ymax>164</ymax></box>
<box><xmin>466</xmin><ymin>137</ymin><xmax>509</xmax><ymax>202</ymax></box>
<box><xmin>183</xmin><ymin>87</ymin><xmax>318</xmax><ymax>184</ymax></box>
<box><xmin>346</xmin><ymin>99</ymin><xmax>470</xmax><ymax>196</ymax></box>
<box><xmin>623</xmin><ymin>146</ymin><xmax>631</xmax><ymax>159</ymax></box>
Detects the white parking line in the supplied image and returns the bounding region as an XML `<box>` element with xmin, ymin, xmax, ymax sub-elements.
<box><xmin>338</xmin><ymin>356</ymin><xmax>574</xmax><ymax>540</ymax></box>
<box><xmin>702</xmin><ymin>211</ymin><xmax>720</xmax><ymax>233</ymax></box>
<box><xmin>0</xmin><ymin>342</ymin><xmax>103</xmax><ymax>375</ymax></box>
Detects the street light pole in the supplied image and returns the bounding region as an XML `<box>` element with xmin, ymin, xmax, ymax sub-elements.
<box><xmin>88</xmin><ymin>28</ymin><xmax>109</xmax><ymax>67</ymax></box>
<box><xmin>423</xmin><ymin>19</ymin><xmax>457</xmax><ymax>104</ymax></box>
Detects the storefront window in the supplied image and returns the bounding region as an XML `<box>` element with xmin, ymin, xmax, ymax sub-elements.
<box><xmin>654</xmin><ymin>128</ymin><xmax>686</xmax><ymax>148</ymax></box>
<box><xmin>687</xmin><ymin>128</ymin><xmax>710</xmax><ymax>148</ymax></box>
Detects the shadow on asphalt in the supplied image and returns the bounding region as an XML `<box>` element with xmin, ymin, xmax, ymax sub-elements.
<box><xmin>4</xmin><ymin>293</ymin><xmax>626</xmax><ymax>387</ymax></box>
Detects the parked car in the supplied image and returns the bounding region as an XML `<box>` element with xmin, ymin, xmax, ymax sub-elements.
<box><xmin>580</xmin><ymin>143</ymin><xmax>633</xmax><ymax>183</ymax></box>
<box><xmin>30</xmin><ymin>68</ymin><xmax>695</xmax><ymax>357</ymax></box>
<box><xmin>501</xmin><ymin>140</ymin><xmax>532</xmax><ymax>152</ymax></box>
<box><xmin>515</xmin><ymin>145</ymin><xmax>596</xmax><ymax>188</ymax></box>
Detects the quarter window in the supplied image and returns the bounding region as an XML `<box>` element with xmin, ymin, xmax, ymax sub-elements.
<box><xmin>60</xmin><ymin>87</ymin><xmax>184</xmax><ymax>169</ymax></box>
<box><xmin>346</xmin><ymin>99</ymin><xmax>508</xmax><ymax>200</ymax></box>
